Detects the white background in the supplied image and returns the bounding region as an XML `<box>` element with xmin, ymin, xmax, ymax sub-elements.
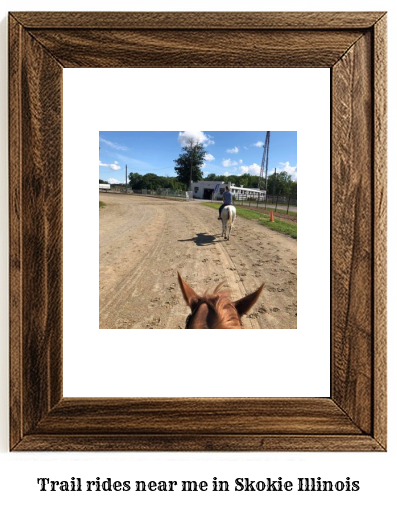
<box><xmin>63</xmin><ymin>68</ymin><xmax>330</xmax><ymax>398</ymax></box>
<box><xmin>0</xmin><ymin>1</ymin><xmax>395</xmax><ymax>507</ymax></box>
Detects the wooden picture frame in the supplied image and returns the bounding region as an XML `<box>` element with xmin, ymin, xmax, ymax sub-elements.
<box><xmin>9</xmin><ymin>11</ymin><xmax>387</xmax><ymax>451</ymax></box>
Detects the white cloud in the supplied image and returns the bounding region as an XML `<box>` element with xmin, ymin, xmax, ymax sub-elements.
<box><xmin>252</xmin><ymin>141</ymin><xmax>264</xmax><ymax>148</ymax></box>
<box><xmin>222</xmin><ymin>158</ymin><xmax>239</xmax><ymax>167</ymax></box>
<box><xmin>99</xmin><ymin>160</ymin><xmax>121</xmax><ymax>171</ymax></box>
<box><xmin>178</xmin><ymin>131</ymin><xmax>215</xmax><ymax>147</ymax></box>
<box><xmin>239</xmin><ymin>163</ymin><xmax>261</xmax><ymax>176</ymax></box>
<box><xmin>223</xmin><ymin>171</ymin><xmax>231</xmax><ymax>177</ymax></box>
<box><xmin>108</xmin><ymin>178</ymin><xmax>121</xmax><ymax>184</ymax></box>
<box><xmin>99</xmin><ymin>137</ymin><xmax>129</xmax><ymax>151</ymax></box>
<box><xmin>204</xmin><ymin>153</ymin><xmax>215</xmax><ymax>162</ymax></box>
<box><xmin>226</xmin><ymin>146</ymin><xmax>239</xmax><ymax>154</ymax></box>
<box><xmin>278</xmin><ymin>161</ymin><xmax>298</xmax><ymax>181</ymax></box>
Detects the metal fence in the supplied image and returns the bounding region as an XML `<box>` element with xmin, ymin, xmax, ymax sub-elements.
<box><xmin>100</xmin><ymin>186</ymin><xmax>296</xmax><ymax>212</ymax></box>
<box><xmin>100</xmin><ymin>186</ymin><xmax>194</xmax><ymax>201</ymax></box>
<box><xmin>213</xmin><ymin>192</ymin><xmax>297</xmax><ymax>214</ymax></box>
<box><xmin>134</xmin><ymin>188</ymin><xmax>193</xmax><ymax>201</ymax></box>
<box><xmin>100</xmin><ymin>186</ymin><xmax>133</xmax><ymax>193</ymax></box>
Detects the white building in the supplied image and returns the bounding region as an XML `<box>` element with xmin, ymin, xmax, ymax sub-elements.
<box><xmin>191</xmin><ymin>180</ymin><xmax>266</xmax><ymax>200</ymax></box>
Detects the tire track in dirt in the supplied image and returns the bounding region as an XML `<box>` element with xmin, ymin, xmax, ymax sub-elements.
<box><xmin>99</xmin><ymin>194</ymin><xmax>297</xmax><ymax>329</ymax></box>
<box><xmin>178</xmin><ymin>206</ymin><xmax>258</xmax><ymax>328</ymax></box>
<box><xmin>100</xmin><ymin>203</ymin><xmax>168</xmax><ymax>328</ymax></box>
<box><xmin>99</xmin><ymin>199</ymin><xmax>150</xmax><ymax>295</ymax></box>
<box><xmin>160</xmin><ymin>203</ymin><xmax>257</xmax><ymax>329</ymax></box>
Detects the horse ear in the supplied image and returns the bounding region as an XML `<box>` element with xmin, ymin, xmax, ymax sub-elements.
<box><xmin>178</xmin><ymin>272</ymin><xmax>200</xmax><ymax>310</ymax></box>
<box><xmin>233</xmin><ymin>284</ymin><xmax>264</xmax><ymax>316</ymax></box>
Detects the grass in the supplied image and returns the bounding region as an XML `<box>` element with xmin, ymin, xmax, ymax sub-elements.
<box><xmin>99</xmin><ymin>201</ymin><xmax>106</xmax><ymax>209</ymax></box>
<box><xmin>202</xmin><ymin>202</ymin><xmax>297</xmax><ymax>239</ymax></box>
<box><xmin>234</xmin><ymin>201</ymin><xmax>297</xmax><ymax>216</ymax></box>
<box><xmin>257</xmin><ymin>205</ymin><xmax>297</xmax><ymax>216</ymax></box>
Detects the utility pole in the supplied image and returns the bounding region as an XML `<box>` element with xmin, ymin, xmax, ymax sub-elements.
<box><xmin>274</xmin><ymin>167</ymin><xmax>278</xmax><ymax>210</ymax></box>
<box><xmin>189</xmin><ymin>142</ymin><xmax>197</xmax><ymax>191</ymax></box>
<box><xmin>190</xmin><ymin>153</ymin><xmax>193</xmax><ymax>191</ymax></box>
<box><xmin>125</xmin><ymin>164</ymin><xmax>128</xmax><ymax>193</ymax></box>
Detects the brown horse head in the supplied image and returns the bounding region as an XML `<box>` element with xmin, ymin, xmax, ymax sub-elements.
<box><xmin>178</xmin><ymin>272</ymin><xmax>264</xmax><ymax>329</ymax></box>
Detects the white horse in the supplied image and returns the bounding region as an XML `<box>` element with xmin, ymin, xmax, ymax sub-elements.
<box><xmin>221</xmin><ymin>205</ymin><xmax>236</xmax><ymax>240</ymax></box>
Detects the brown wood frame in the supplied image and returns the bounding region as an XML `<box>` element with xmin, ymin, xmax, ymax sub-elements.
<box><xmin>9</xmin><ymin>11</ymin><xmax>387</xmax><ymax>452</ymax></box>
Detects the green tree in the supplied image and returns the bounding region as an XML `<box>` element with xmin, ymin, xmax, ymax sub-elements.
<box><xmin>142</xmin><ymin>173</ymin><xmax>162</xmax><ymax>190</ymax></box>
<box><xmin>223</xmin><ymin>175</ymin><xmax>239</xmax><ymax>186</ymax></box>
<box><xmin>205</xmin><ymin>173</ymin><xmax>223</xmax><ymax>181</ymax></box>
<box><xmin>129</xmin><ymin>172</ymin><xmax>189</xmax><ymax>192</ymax></box>
<box><xmin>247</xmin><ymin>174</ymin><xmax>261</xmax><ymax>189</ymax></box>
<box><xmin>174</xmin><ymin>140</ymin><xmax>206</xmax><ymax>188</ymax></box>
<box><xmin>267</xmin><ymin>171</ymin><xmax>294</xmax><ymax>196</ymax></box>
<box><xmin>235</xmin><ymin>173</ymin><xmax>260</xmax><ymax>189</ymax></box>
<box><xmin>128</xmin><ymin>172</ymin><xmax>144</xmax><ymax>190</ymax></box>
<box><xmin>164</xmin><ymin>177</ymin><xmax>185</xmax><ymax>192</ymax></box>
<box><xmin>289</xmin><ymin>180</ymin><xmax>297</xmax><ymax>199</ymax></box>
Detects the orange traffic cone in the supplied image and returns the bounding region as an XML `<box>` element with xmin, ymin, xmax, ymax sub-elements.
<box><xmin>270</xmin><ymin>211</ymin><xmax>274</xmax><ymax>222</ymax></box>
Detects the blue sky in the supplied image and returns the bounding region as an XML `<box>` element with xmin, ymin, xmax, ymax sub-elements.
<box><xmin>99</xmin><ymin>131</ymin><xmax>297</xmax><ymax>184</ymax></box>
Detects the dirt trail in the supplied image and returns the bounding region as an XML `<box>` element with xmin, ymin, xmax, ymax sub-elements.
<box><xmin>99</xmin><ymin>194</ymin><xmax>297</xmax><ymax>329</ymax></box>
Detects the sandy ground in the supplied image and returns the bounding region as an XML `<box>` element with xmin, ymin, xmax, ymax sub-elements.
<box><xmin>99</xmin><ymin>194</ymin><xmax>297</xmax><ymax>329</ymax></box>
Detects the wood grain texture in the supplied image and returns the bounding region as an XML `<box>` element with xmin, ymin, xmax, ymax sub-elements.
<box><xmin>332</xmin><ymin>32</ymin><xmax>373</xmax><ymax>434</ymax></box>
<box><xmin>373</xmin><ymin>14</ymin><xmax>387</xmax><ymax>449</ymax></box>
<box><xmin>11</xmin><ymin>11</ymin><xmax>385</xmax><ymax>29</ymax></box>
<box><xmin>32</xmin><ymin>398</ymin><xmax>362</xmax><ymax>435</ymax></box>
<box><xmin>9</xmin><ymin>11</ymin><xmax>387</xmax><ymax>452</ymax></box>
<box><xmin>9</xmin><ymin>16</ymin><xmax>64</xmax><ymax>445</ymax></box>
<box><xmin>9</xmin><ymin>15</ymin><xmax>23</xmax><ymax>450</ymax></box>
<box><xmin>27</xmin><ymin>29</ymin><xmax>363</xmax><ymax>68</ymax></box>
<box><xmin>14</xmin><ymin>435</ymin><xmax>383</xmax><ymax>452</ymax></box>
<box><xmin>21</xmin><ymin>28</ymin><xmax>64</xmax><ymax>433</ymax></box>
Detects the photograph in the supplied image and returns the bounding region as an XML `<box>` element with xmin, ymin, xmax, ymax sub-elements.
<box><xmin>1</xmin><ymin>1</ymin><xmax>394</xmax><ymax>505</ymax></box>
<box><xmin>99</xmin><ymin>130</ymin><xmax>297</xmax><ymax>329</ymax></box>
<box><xmin>5</xmin><ymin>4</ymin><xmax>388</xmax><ymax>460</ymax></box>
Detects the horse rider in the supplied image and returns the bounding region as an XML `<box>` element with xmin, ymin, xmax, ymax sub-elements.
<box><xmin>218</xmin><ymin>185</ymin><xmax>233</xmax><ymax>220</ymax></box>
